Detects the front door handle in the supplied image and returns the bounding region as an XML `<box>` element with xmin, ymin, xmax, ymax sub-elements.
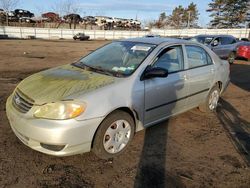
<box><xmin>182</xmin><ymin>75</ymin><xmax>188</xmax><ymax>81</ymax></box>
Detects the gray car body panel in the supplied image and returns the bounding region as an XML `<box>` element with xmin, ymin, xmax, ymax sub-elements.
<box><xmin>6</xmin><ymin>37</ymin><xmax>230</xmax><ymax>156</ymax></box>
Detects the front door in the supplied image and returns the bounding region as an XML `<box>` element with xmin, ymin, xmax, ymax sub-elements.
<box><xmin>144</xmin><ymin>45</ymin><xmax>189</xmax><ymax>126</ymax></box>
<box><xmin>211</xmin><ymin>37</ymin><xmax>223</xmax><ymax>57</ymax></box>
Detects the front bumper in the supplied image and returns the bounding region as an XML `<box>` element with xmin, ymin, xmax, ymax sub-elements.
<box><xmin>221</xmin><ymin>78</ymin><xmax>230</xmax><ymax>94</ymax></box>
<box><xmin>6</xmin><ymin>96</ymin><xmax>103</xmax><ymax>156</ymax></box>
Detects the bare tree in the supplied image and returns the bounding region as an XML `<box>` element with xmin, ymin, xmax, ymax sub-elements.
<box><xmin>52</xmin><ymin>0</ymin><xmax>80</xmax><ymax>16</ymax></box>
<box><xmin>0</xmin><ymin>0</ymin><xmax>19</xmax><ymax>25</ymax></box>
<box><xmin>52</xmin><ymin>0</ymin><xmax>81</xmax><ymax>29</ymax></box>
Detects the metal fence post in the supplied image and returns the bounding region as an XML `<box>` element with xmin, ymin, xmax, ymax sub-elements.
<box><xmin>48</xmin><ymin>28</ymin><xmax>50</xmax><ymax>39</ymax></box>
<box><xmin>20</xmin><ymin>27</ymin><xmax>22</xmax><ymax>38</ymax></box>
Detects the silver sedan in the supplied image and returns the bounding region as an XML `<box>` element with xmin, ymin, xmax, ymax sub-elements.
<box><xmin>6</xmin><ymin>37</ymin><xmax>230</xmax><ymax>159</ymax></box>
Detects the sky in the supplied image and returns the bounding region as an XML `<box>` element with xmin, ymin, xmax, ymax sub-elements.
<box><xmin>17</xmin><ymin>0</ymin><xmax>212</xmax><ymax>27</ymax></box>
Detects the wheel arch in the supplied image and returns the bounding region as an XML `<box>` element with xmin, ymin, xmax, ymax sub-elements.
<box><xmin>216</xmin><ymin>81</ymin><xmax>223</xmax><ymax>92</ymax></box>
<box><xmin>90</xmin><ymin>107</ymin><xmax>139</xmax><ymax>148</ymax></box>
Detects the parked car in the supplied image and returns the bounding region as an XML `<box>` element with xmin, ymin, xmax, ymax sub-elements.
<box><xmin>14</xmin><ymin>9</ymin><xmax>34</xmax><ymax>18</ymax></box>
<box><xmin>237</xmin><ymin>45</ymin><xmax>250</xmax><ymax>60</ymax></box>
<box><xmin>190</xmin><ymin>34</ymin><xmax>250</xmax><ymax>64</ymax></box>
<box><xmin>6</xmin><ymin>38</ymin><xmax>230</xmax><ymax>159</ymax></box>
<box><xmin>239</xmin><ymin>38</ymin><xmax>249</xmax><ymax>42</ymax></box>
<box><xmin>73</xmin><ymin>33</ymin><xmax>90</xmax><ymax>41</ymax></box>
<box><xmin>145</xmin><ymin>34</ymin><xmax>161</xmax><ymax>38</ymax></box>
<box><xmin>19</xmin><ymin>17</ymin><xmax>36</xmax><ymax>23</ymax></box>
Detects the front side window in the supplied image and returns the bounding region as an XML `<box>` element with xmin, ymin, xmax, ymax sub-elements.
<box><xmin>186</xmin><ymin>45</ymin><xmax>212</xmax><ymax>68</ymax></box>
<box><xmin>75</xmin><ymin>41</ymin><xmax>155</xmax><ymax>77</ymax></box>
<box><xmin>153</xmin><ymin>46</ymin><xmax>184</xmax><ymax>73</ymax></box>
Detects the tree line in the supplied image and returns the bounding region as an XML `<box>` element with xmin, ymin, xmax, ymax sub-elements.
<box><xmin>150</xmin><ymin>0</ymin><xmax>249</xmax><ymax>29</ymax></box>
<box><xmin>207</xmin><ymin>0</ymin><xmax>249</xmax><ymax>28</ymax></box>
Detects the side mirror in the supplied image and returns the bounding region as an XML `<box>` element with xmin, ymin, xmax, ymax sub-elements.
<box><xmin>141</xmin><ymin>66</ymin><xmax>168</xmax><ymax>80</ymax></box>
<box><xmin>212</xmin><ymin>40</ymin><xmax>219</xmax><ymax>47</ymax></box>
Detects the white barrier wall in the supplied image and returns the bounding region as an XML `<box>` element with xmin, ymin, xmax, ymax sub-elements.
<box><xmin>0</xmin><ymin>26</ymin><xmax>249</xmax><ymax>39</ymax></box>
<box><xmin>151</xmin><ymin>28</ymin><xmax>250</xmax><ymax>39</ymax></box>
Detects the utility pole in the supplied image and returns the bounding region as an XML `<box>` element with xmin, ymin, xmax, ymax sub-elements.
<box><xmin>247</xmin><ymin>1</ymin><xmax>250</xmax><ymax>39</ymax></box>
<box><xmin>187</xmin><ymin>11</ymin><xmax>191</xmax><ymax>29</ymax></box>
<box><xmin>6</xmin><ymin>12</ymin><xmax>8</xmax><ymax>26</ymax></box>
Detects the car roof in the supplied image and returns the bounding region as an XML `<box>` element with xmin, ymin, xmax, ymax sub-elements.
<box><xmin>194</xmin><ymin>34</ymin><xmax>235</xmax><ymax>38</ymax></box>
<box><xmin>120</xmin><ymin>37</ymin><xmax>193</xmax><ymax>45</ymax></box>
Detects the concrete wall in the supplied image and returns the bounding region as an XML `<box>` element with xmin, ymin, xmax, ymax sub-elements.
<box><xmin>0</xmin><ymin>26</ymin><xmax>249</xmax><ymax>40</ymax></box>
<box><xmin>0</xmin><ymin>26</ymin><xmax>148</xmax><ymax>39</ymax></box>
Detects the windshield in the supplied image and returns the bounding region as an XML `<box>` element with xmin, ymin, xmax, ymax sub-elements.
<box><xmin>74</xmin><ymin>41</ymin><xmax>155</xmax><ymax>77</ymax></box>
<box><xmin>190</xmin><ymin>36</ymin><xmax>214</xmax><ymax>45</ymax></box>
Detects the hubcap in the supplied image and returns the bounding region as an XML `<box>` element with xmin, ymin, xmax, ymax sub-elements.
<box><xmin>208</xmin><ymin>90</ymin><xmax>219</xmax><ymax>110</ymax></box>
<box><xmin>228</xmin><ymin>53</ymin><xmax>235</xmax><ymax>64</ymax></box>
<box><xmin>103</xmin><ymin>120</ymin><xmax>131</xmax><ymax>154</ymax></box>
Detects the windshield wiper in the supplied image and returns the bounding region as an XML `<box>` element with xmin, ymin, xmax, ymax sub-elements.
<box><xmin>90</xmin><ymin>66</ymin><xmax>114</xmax><ymax>77</ymax></box>
<box><xmin>73</xmin><ymin>62</ymin><xmax>126</xmax><ymax>78</ymax></box>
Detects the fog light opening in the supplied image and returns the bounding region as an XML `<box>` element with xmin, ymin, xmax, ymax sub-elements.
<box><xmin>40</xmin><ymin>143</ymin><xmax>65</xmax><ymax>152</ymax></box>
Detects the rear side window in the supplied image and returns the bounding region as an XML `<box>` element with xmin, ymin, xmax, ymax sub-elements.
<box><xmin>186</xmin><ymin>45</ymin><xmax>213</xmax><ymax>68</ymax></box>
<box><xmin>221</xmin><ymin>37</ymin><xmax>236</xmax><ymax>45</ymax></box>
<box><xmin>153</xmin><ymin>46</ymin><xmax>184</xmax><ymax>73</ymax></box>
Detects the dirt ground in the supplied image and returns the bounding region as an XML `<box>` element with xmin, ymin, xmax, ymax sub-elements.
<box><xmin>0</xmin><ymin>39</ymin><xmax>250</xmax><ymax>188</ymax></box>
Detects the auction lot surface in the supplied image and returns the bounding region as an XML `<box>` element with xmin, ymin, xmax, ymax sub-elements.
<box><xmin>0</xmin><ymin>40</ymin><xmax>250</xmax><ymax>188</ymax></box>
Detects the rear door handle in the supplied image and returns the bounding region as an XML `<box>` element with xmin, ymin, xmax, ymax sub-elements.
<box><xmin>211</xmin><ymin>68</ymin><xmax>215</xmax><ymax>73</ymax></box>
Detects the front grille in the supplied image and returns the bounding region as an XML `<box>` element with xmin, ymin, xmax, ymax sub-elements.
<box><xmin>12</xmin><ymin>89</ymin><xmax>34</xmax><ymax>113</ymax></box>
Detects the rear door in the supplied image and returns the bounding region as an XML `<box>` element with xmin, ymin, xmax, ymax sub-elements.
<box><xmin>144</xmin><ymin>45</ymin><xmax>189</xmax><ymax>126</ymax></box>
<box><xmin>184</xmin><ymin>45</ymin><xmax>215</xmax><ymax>108</ymax></box>
<box><xmin>212</xmin><ymin>37</ymin><xmax>237</xmax><ymax>58</ymax></box>
<box><xmin>219</xmin><ymin>36</ymin><xmax>237</xmax><ymax>57</ymax></box>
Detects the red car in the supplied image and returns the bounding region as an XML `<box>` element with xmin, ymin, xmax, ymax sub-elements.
<box><xmin>237</xmin><ymin>45</ymin><xmax>250</xmax><ymax>60</ymax></box>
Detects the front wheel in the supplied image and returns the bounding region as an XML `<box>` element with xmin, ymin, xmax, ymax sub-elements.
<box><xmin>199</xmin><ymin>86</ymin><xmax>220</xmax><ymax>113</ymax></box>
<box><xmin>92</xmin><ymin>110</ymin><xmax>135</xmax><ymax>159</ymax></box>
<box><xmin>228</xmin><ymin>52</ymin><xmax>236</xmax><ymax>64</ymax></box>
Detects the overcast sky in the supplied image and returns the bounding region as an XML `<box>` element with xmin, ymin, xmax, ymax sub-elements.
<box><xmin>18</xmin><ymin>0</ymin><xmax>212</xmax><ymax>27</ymax></box>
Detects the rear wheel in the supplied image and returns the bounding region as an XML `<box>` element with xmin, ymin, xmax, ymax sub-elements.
<box><xmin>199</xmin><ymin>85</ymin><xmax>220</xmax><ymax>113</ymax></box>
<box><xmin>228</xmin><ymin>52</ymin><xmax>236</xmax><ymax>64</ymax></box>
<box><xmin>92</xmin><ymin>110</ymin><xmax>135</xmax><ymax>159</ymax></box>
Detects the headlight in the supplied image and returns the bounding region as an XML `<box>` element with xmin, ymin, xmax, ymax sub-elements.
<box><xmin>34</xmin><ymin>101</ymin><xmax>86</xmax><ymax>120</ymax></box>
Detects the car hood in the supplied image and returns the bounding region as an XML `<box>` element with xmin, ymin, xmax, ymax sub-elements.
<box><xmin>16</xmin><ymin>64</ymin><xmax>116</xmax><ymax>105</ymax></box>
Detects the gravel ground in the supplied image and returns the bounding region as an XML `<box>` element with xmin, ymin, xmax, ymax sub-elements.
<box><xmin>0</xmin><ymin>39</ymin><xmax>250</xmax><ymax>188</ymax></box>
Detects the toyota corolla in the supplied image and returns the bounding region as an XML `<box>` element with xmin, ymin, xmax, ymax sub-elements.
<box><xmin>6</xmin><ymin>38</ymin><xmax>230</xmax><ymax>159</ymax></box>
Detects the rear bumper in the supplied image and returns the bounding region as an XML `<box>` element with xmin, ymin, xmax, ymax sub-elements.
<box><xmin>6</xmin><ymin>96</ymin><xmax>103</xmax><ymax>156</ymax></box>
<box><xmin>237</xmin><ymin>47</ymin><xmax>250</xmax><ymax>59</ymax></box>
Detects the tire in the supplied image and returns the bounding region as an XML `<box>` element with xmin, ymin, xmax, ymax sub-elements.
<box><xmin>228</xmin><ymin>52</ymin><xmax>236</xmax><ymax>64</ymax></box>
<box><xmin>199</xmin><ymin>85</ymin><xmax>220</xmax><ymax>113</ymax></box>
<box><xmin>92</xmin><ymin>110</ymin><xmax>135</xmax><ymax>159</ymax></box>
